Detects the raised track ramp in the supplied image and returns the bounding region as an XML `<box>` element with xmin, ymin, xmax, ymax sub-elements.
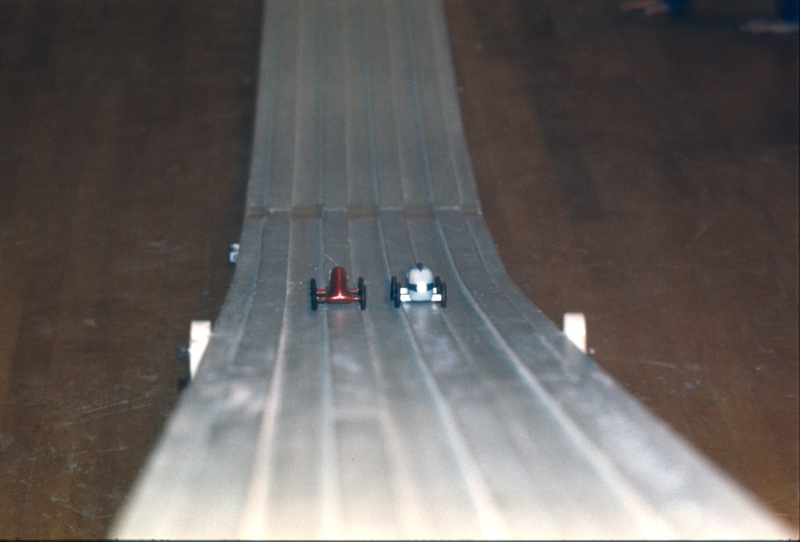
<box><xmin>110</xmin><ymin>1</ymin><xmax>790</xmax><ymax>538</ymax></box>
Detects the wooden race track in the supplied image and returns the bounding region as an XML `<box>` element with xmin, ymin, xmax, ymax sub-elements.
<box><xmin>0</xmin><ymin>0</ymin><xmax>797</xmax><ymax>538</ymax></box>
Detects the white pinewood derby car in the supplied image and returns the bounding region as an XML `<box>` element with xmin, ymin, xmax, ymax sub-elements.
<box><xmin>390</xmin><ymin>263</ymin><xmax>446</xmax><ymax>308</ymax></box>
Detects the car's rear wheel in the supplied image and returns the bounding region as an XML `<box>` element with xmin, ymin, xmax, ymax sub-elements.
<box><xmin>310</xmin><ymin>278</ymin><xmax>318</xmax><ymax>310</ymax></box>
<box><xmin>358</xmin><ymin>277</ymin><xmax>367</xmax><ymax>310</ymax></box>
<box><xmin>439</xmin><ymin>279</ymin><xmax>447</xmax><ymax>308</ymax></box>
<box><xmin>390</xmin><ymin>276</ymin><xmax>400</xmax><ymax>308</ymax></box>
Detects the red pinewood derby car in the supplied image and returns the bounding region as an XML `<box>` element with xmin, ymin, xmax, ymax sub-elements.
<box><xmin>310</xmin><ymin>266</ymin><xmax>366</xmax><ymax>310</ymax></box>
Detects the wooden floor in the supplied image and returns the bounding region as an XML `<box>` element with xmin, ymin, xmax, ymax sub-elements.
<box><xmin>0</xmin><ymin>0</ymin><xmax>796</xmax><ymax>537</ymax></box>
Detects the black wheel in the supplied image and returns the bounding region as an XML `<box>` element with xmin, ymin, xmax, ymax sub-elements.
<box><xmin>435</xmin><ymin>276</ymin><xmax>442</xmax><ymax>293</ymax></box>
<box><xmin>391</xmin><ymin>276</ymin><xmax>401</xmax><ymax>308</ymax></box>
<box><xmin>440</xmin><ymin>281</ymin><xmax>447</xmax><ymax>308</ymax></box>
<box><xmin>358</xmin><ymin>277</ymin><xmax>367</xmax><ymax>310</ymax></box>
<box><xmin>390</xmin><ymin>276</ymin><xmax>397</xmax><ymax>301</ymax></box>
<box><xmin>310</xmin><ymin>278</ymin><xmax>318</xmax><ymax>311</ymax></box>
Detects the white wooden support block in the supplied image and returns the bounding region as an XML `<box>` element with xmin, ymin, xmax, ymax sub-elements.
<box><xmin>189</xmin><ymin>320</ymin><xmax>212</xmax><ymax>380</ymax></box>
<box><xmin>563</xmin><ymin>312</ymin><xmax>587</xmax><ymax>354</ymax></box>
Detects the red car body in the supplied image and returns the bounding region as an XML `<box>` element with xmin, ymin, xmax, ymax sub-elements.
<box><xmin>310</xmin><ymin>266</ymin><xmax>366</xmax><ymax>310</ymax></box>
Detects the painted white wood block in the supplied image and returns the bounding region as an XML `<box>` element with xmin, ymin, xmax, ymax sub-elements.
<box><xmin>189</xmin><ymin>320</ymin><xmax>212</xmax><ymax>379</ymax></box>
<box><xmin>563</xmin><ymin>312</ymin><xmax>587</xmax><ymax>354</ymax></box>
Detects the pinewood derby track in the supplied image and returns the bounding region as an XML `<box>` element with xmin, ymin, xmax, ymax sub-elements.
<box><xmin>110</xmin><ymin>1</ymin><xmax>790</xmax><ymax>538</ymax></box>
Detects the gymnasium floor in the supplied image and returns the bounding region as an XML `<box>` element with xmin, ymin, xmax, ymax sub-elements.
<box><xmin>0</xmin><ymin>0</ymin><xmax>796</xmax><ymax>537</ymax></box>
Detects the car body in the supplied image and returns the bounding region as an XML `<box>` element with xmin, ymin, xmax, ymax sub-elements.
<box><xmin>311</xmin><ymin>266</ymin><xmax>366</xmax><ymax>310</ymax></box>
<box><xmin>390</xmin><ymin>263</ymin><xmax>446</xmax><ymax>307</ymax></box>
<box><xmin>228</xmin><ymin>243</ymin><xmax>239</xmax><ymax>264</ymax></box>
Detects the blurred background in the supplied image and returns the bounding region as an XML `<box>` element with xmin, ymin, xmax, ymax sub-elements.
<box><xmin>0</xmin><ymin>0</ymin><xmax>796</xmax><ymax>537</ymax></box>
